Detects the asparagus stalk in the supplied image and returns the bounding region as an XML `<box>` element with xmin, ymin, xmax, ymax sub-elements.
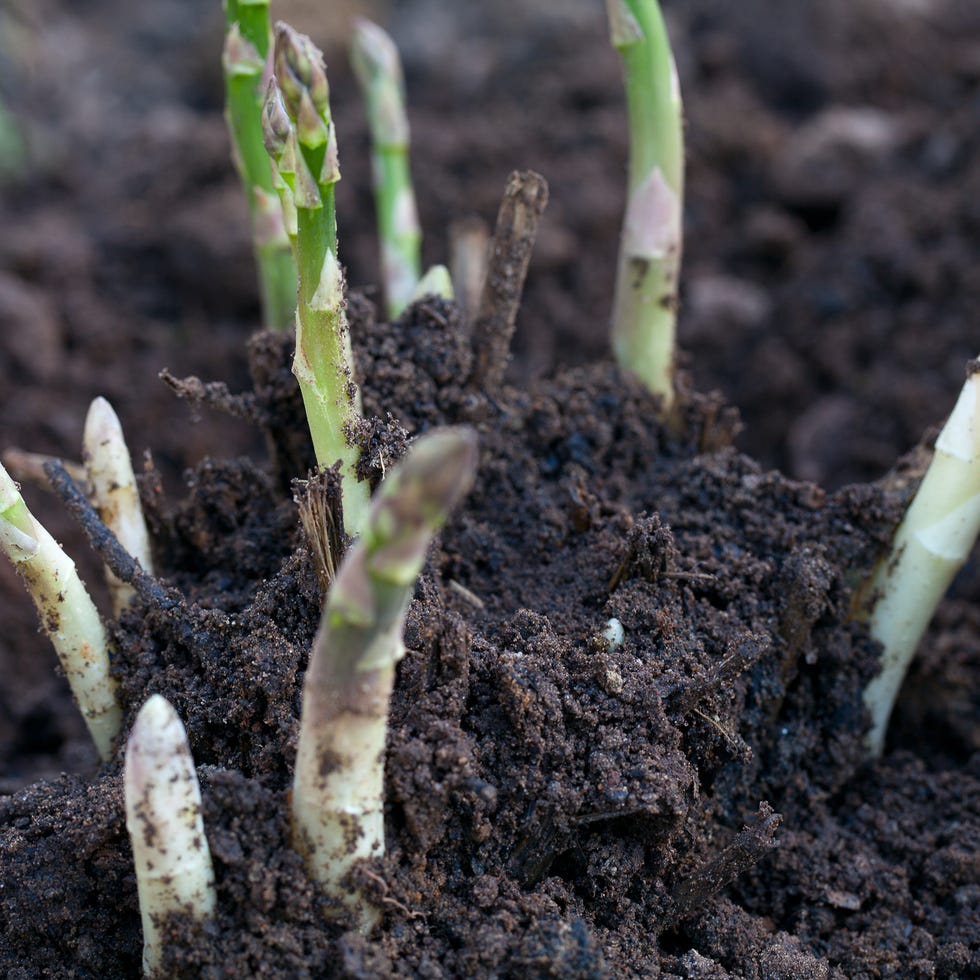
<box><xmin>264</xmin><ymin>23</ymin><xmax>371</xmax><ymax>536</ymax></box>
<box><xmin>858</xmin><ymin>361</ymin><xmax>980</xmax><ymax>756</ymax></box>
<box><xmin>83</xmin><ymin>397</ymin><xmax>154</xmax><ymax>615</ymax></box>
<box><xmin>223</xmin><ymin>0</ymin><xmax>297</xmax><ymax>331</ymax></box>
<box><xmin>350</xmin><ymin>18</ymin><xmax>422</xmax><ymax>319</ymax></box>
<box><xmin>0</xmin><ymin>461</ymin><xmax>121</xmax><ymax>759</ymax></box>
<box><xmin>410</xmin><ymin>263</ymin><xmax>454</xmax><ymax>303</ymax></box>
<box><xmin>124</xmin><ymin>695</ymin><xmax>216</xmax><ymax>977</ymax></box>
<box><xmin>606</xmin><ymin>0</ymin><xmax>684</xmax><ymax>410</ymax></box>
<box><xmin>449</xmin><ymin>216</ymin><xmax>490</xmax><ymax>324</ymax></box>
<box><xmin>291</xmin><ymin>427</ymin><xmax>478</xmax><ymax>932</ymax></box>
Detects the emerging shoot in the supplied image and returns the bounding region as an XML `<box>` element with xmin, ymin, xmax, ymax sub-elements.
<box><xmin>264</xmin><ymin>23</ymin><xmax>371</xmax><ymax>536</ymax></box>
<box><xmin>124</xmin><ymin>695</ymin><xmax>216</xmax><ymax>977</ymax></box>
<box><xmin>83</xmin><ymin>397</ymin><xmax>154</xmax><ymax>615</ymax></box>
<box><xmin>223</xmin><ymin>0</ymin><xmax>297</xmax><ymax>331</ymax></box>
<box><xmin>410</xmin><ymin>263</ymin><xmax>454</xmax><ymax>304</ymax></box>
<box><xmin>0</xmin><ymin>461</ymin><xmax>121</xmax><ymax>759</ymax></box>
<box><xmin>858</xmin><ymin>360</ymin><xmax>980</xmax><ymax>756</ymax></box>
<box><xmin>291</xmin><ymin>427</ymin><xmax>478</xmax><ymax>932</ymax></box>
<box><xmin>606</xmin><ymin>0</ymin><xmax>684</xmax><ymax>410</ymax></box>
<box><xmin>350</xmin><ymin>18</ymin><xmax>422</xmax><ymax>319</ymax></box>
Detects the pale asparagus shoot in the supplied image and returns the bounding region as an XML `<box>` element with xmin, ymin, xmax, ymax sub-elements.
<box><xmin>350</xmin><ymin>18</ymin><xmax>422</xmax><ymax>318</ymax></box>
<box><xmin>83</xmin><ymin>397</ymin><xmax>154</xmax><ymax>615</ymax></box>
<box><xmin>124</xmin><ymin>695</ymin><xmax>216</xmax><ymax>977</ymax></box>
<box><xmin>291</xmin><ymin>427</ymin><xmax>478</xmax><ymax>932</ymax></box>
<box><xmin>410</xmin><ymin>264</ymin><xmax>454</xmax><ymax>304</ymax></box>
<box><xmin>223</xmin><ymin>0</ymin><xmax>297</xmax><ymax>331</ymax></box>
<box><xmin>448</xmin><ymin>216</ymin><xmax>490</xmax><ymax>324</ymax></box>
<box><xmin>858</xmin><ymin>360</ymin><xmax>980</xmax><ymax>756</ymax></box>
<box><xmin>606</xmin><ymin>0</ymin><xmax>684</xmax><ymax>410</ymax></box>
<box><xmin>0</xmin><ymin>461</ymin><xmax>120</xmax><ymax>759</ymax></box>
<box><xmin>264</xmin><ymin>23</ymin><xmax>371</xmax><ymax>536</ymax></box>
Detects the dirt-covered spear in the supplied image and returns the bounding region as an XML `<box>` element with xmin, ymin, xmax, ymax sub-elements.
<box><xmin>291</xmin><ymin>427</ymin><xmax>478</xmax><ymax>932</ymax></box>
<box><xmin>124</xmin><ymin>694</ymin><xmax>216</xmax><ymax>976</ymax></box>
<box><xmin>0</xmin><ymin>461</ymin><xmax>121</xmax><ymax>759</ymax></box>
<box><xmin>82</xmin><ymin>397</ymin><xmax>154</xmax><ymax>615</ymax></box>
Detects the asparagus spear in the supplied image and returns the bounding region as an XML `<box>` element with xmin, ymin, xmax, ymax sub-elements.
<box><xmin>0</xmin><ymin>461</ymin><xmax>121</xmax><ymax>759</ymax></box>
<box><xmin>264</xmin><ymin>23</ymin><xmax>371</xmax><ymax>536</ymax></box>
<box><xmin>606</xmin><ymin>0</ymin><xmax>684</xmax><ymax>410</ymax></box>
<box><xmin>291</xmin><ymin>427</ymin><xmax>478</xmax><ymax>932</ymax></box>
<box><xmin>410</xmin><ymin>263</ymin><xmax>454</xmax><ymax>304</ymax></box>
<box><xmin>350</xmin><ymin>18</ymin><xmax>422</xmax><ymax>319</ymax></box>
<box><xmin>82</xmin><ymin>397</ymin><xmax>154</xmax><ymax>615</ymax></box>
<box><xmin>858</xmin><ymin>360</ymin><xmax>980</xmax><ymax>756</ymax></box>
<box><xmin>223</xmin><ymin>0</ymin><xmax>297</xmax><ymax>331</ymax></box>
<box><xmin>124</xmin><ymin>695</ymin><xmax>216</xmax><ymax>977</ymax></box>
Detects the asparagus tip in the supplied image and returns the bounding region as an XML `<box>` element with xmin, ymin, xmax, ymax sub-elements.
<box><xmin>126</xmin><ymin>694</ymin><xmax>216</xmax><ymax>975</ymax></box>
<box><xmin>274</xmin><ymin>21</ymin><xmax>329</xmax><ymax>119</ymax></box>
<box><xmin>410</xmin><ymin>264</ymin><xmax>454</xmax><ymax>303</ymax></box>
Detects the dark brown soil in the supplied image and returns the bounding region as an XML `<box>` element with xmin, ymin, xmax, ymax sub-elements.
<box><xmin>1</xmin><ymin>0</ymin><xmax>979</xmax><ymax>977</ymax></box>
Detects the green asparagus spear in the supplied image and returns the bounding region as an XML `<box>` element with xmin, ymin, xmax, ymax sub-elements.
<box><xmin>606</xmin><ymin>0</ymin><xmax>684</xmax><ymax>410</ymax></box>
<box><xmin>264</xmin><ymin>23</ymin><xmax>371</xmax><ymax>536</ymax></box>
<box><xmin>223</xmin><ymin>0</ymin><xmax>297</xmax><ymax>331</ymax></box>
<box><xmin>350</xmin><ymin>18</ymin><xmax>422</xmax><ymax>319</ymax></box>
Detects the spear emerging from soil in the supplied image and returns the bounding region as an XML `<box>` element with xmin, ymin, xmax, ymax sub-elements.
<box><xmin>223</xmin><ymin>0</ymin><xmax>297</xmax><ymax>331</ymax></box>
<box><xmin>350</xmin><ymin>18</ymin><xmax>422</xmax><ymax>319</ymax></box>
<box><xmin>83</xmin><ymin>397</ymin><xmax>154</xmax><ymax>615</ymax></box>
<box><xmin>0</xmin><ymin>461</ymin><xmax>121</xmax><ymax>759</ymax></box>
<box><xmin>857</xmin><ymin>360</ymin><xmax>980</xmax><ymax>756</ymax></box>
<box><xmin>291</xmin><ymin>427</ymin><xmax>478</xmax><ymax>932</ymax></box>
<box><xmin>124</xmin><ymin>694</ymin><xmax>216</xmax><ymax>977</ymax></box>
<box><xmin>263</xmin><ymin>23</ymin><xmax>371</xmax><ymax>535</ymax></box>
<box><xmin>606</xmin><ymin>0</ymin><xmax>684</xmax><ymax>410</ymax></box>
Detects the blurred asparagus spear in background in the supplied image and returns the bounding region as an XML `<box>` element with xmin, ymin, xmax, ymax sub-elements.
<box><xmin>350</xmin><ymin>18</ymin><xmax>422</xmax><ymax>320</ymax></box>
<box><xmin>291</xmin><ymin>427</ymin><xmax>478</xmax><ymax>932</ymax></box>
<box><xmin>223</xmin><ymin>0</ymin><xmax>297</xmax><ymax>331</ymax></box>
<box><xmin>410</xmin><ymin>263</ymin><xmax>453</xmax><ymax>303</ymax></box>
<box><xmin>264</xmin><ymin>23</ymin><xmax>371</xmax><ymax>536</ymax></box>
<box><xmin>606</xmin><ymin>0</ymin><xmax>684</xmax><ymax>411</ymax></box>
<box><xmin>0</xmin><ymin>461</ymin><xmax>121</xmax><ymax>759</ymax></box>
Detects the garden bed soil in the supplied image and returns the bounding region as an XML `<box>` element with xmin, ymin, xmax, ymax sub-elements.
<box><xmin>1</xmin><ymin>0</ymin><xmax>979</xmax><ymax>976</ymax></box>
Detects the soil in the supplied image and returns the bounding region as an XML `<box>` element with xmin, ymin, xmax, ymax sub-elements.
<box><xmin>1</xmin><ymin>0</ymin><xmax>979</xmax><ymax>977</ymax></box>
